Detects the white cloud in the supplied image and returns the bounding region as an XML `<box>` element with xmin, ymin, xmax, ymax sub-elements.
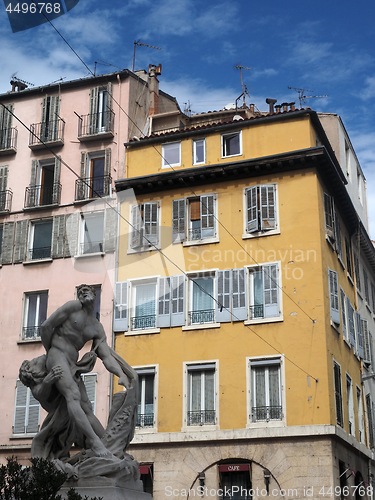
<box><xmin>361</xmin><ymin>76</ymin><xmax>375</xmax><ymax>100</ymax></box>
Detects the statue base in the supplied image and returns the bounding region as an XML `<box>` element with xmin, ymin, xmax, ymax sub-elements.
<box><xmin>60</xmin><ymin>485</ymin><xmax>152</xmax><ymax>500</ymax></box>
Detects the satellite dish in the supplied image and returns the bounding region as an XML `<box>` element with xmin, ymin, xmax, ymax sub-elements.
<box><xmin>223</xmin><ymin>103</ymin><xmax>236</xmax><ymax>110</ymax></box>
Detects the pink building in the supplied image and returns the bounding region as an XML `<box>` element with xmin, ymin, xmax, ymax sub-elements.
<box><xmin>0</xmin><ymin>67</ymin><xmax>179</xmax><ymax>464</ymax></box>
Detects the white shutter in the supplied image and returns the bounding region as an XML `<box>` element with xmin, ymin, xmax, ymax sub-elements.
<box><xmin>131</xmin><ymin>205</ymin><xmax>142</xmax><ymax>249</ymax></box>
<box><xmin>171</xmin><ymin>274</ymin><xmax>185</xmax><ymax>326</ymax></box>
<box><xmin>83</xmin><ymin>373</ymin><xmax>97</xmax><ymax>414</ymax></box>
<box><xmin>158</xmin><ymin>277</ymin><xmax>171</xmax><ymax>327</ymax></box>
<box><xmin>263</xmin><ymin>264</ymin><xmax>279</xmax><ymax>318</ymax></box>
<box><xmin>347</xmin><ymin>298</ymin><xmax>356</xmax><ymax>347</ymax></box>
<box><xmin>144</xmin><ymin>202</ymin><xmax>158</xmax><ymax>245</ymax></box>
<box><xmin>370</xmin><ymin>332</ymin><xmax>374</xmax><ymax>367</ymax></box>
<box><xmin>216</xmin><ymin>270</ymin><xmax>231</xmax><ymax>322</ymax></box>
<box><xmin>201</xmin><ymin>195</ymin><xmax>215</xmax><ymax>238</ymax></box>
<box><xmin>172</xmin><ymin>199</ymin><xmax>186</xmax><ymax>243</ymax></box>
<box><xmin>26</xmin><ymin>390</ymin><xmax>40</xmax><ymax>434</ymax></box>
<box><xmin>232</xmin><ymin>268</ymin><xmax>247</xmax><ymax>321</ymax></box>
<box><xmin>328</xmin><ymin>268</ymin><xmax>340</xmax><ymax>324</ymax></box>
<box><xmin>260</xmin><ymin>185</ymin><xmax>276</xmax><ymax>230</ymax></box>
<box><xmin>340</xmin><ymin>288</ymin><xmax>347</xmax><ymax>339</ymax></box>
<box><xmin>246</xmin><ymin>186</ymin><xmax>258</xmax><ymax>233</ymax></box>
<box><xmin>362</xmin><ymin>319</ymin><xmax>371</xmax><ymax>363</ymax></box>
<box><xmin>114</xmin><ymin>281</ymin><xmax>128</xmax><ymax>332</ymax></box>
<box><xmin>14</xmin><ymin>380</ymin><xmax>27</xmax><ymax>434</ymax></box>
<box><xmin>355</xmin><ymin>311</ymin><xmax>364</xmax><ymax>359</ymax></box>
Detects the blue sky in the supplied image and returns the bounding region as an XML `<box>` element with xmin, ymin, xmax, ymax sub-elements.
<box><xmin>1</xmin><ymin>0</ymin><xmax>375</xmax><ymax>235</ymax></box>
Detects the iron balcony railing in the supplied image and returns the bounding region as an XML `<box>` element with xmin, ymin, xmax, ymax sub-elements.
<box><xmin>136</xmin><ymin>413</ymin><xmax>154</xmax><ymax>428</ymax></box>
<box><xmin>80</xmin><ymin>241</ymin><xmax>103</xmax><ymax>255</ymax></box>
<box><xmin>0</xmin><ymin>127</ymin><xmax>17</xmax><ymax>152</ymax></box>
<box><xmin>23</xmin><ymin>326</ymin><xmax>41</xmax><ymax>340</ymax></box>
<box><xmin>75</xmin><ymin>174</ymin><xmax>111</xmax><ymax>201</ymax></box>
<box><xmin>187</xmin><ymin>410</ymin><xmax>216</xmax><ymax>426</ymax></box>
<box><xmin>188</xmin><ymin>309</ymin><xmax>215</xmax><ymax>325</ymax></box>
<box><xmin>188</xmin><ymin>228</ymin><xmax>202</xmax><ymax>241</ymax></box>
<box><xmin>28</xmin><ymin>246</ymin><xmax>51</xmax><ymax>261</ymax></box>
<box><xmin>0</xmin><ymin>189</ymin><xmax>13</xmax><ymax>212</ymax></box>
<box><xmin>252</xmin><ymin>405</ymin><xmax>282</xmax><ymax>422</ymax></box>
<box><xmin>24</xmin><ymin>183</ymin><xmax>61</xmax><ymax>208</ymax></box>
<box><xmin>29</xmin><ymin>119</ymin><xmax>65</xmax><ymax>147</ymax></box>
<box><xmin>131</xmin><ymin>315</ymin><xmax>156</xmax><ymax>330</ymax></box>
<box><xmin>78</xmin><ymin>109</ymin><xmax>115</xmax><ymax>138</ymax></box>
<box><xmin>249</xmin><ymin>304</ymin><xmax>264</xmax><ymax>319</ymax></box>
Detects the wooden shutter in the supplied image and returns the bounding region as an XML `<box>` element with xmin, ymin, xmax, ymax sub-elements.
<box><xmin>64</xmin><ymin>212</ymin><xmax>79</xmax><ymax>257</ymax></box>
<box><xmin>0</xmin><ymin>165</ymin><xmax>8</xmax><ymax>197</ymax></box>
<box><xmin>362</xmin><ymin>319</ymin><xmax>371</xmax><ymax>363</ymax></box>
<box><xmin>52</xmin><ymin>156</ymin><xmax>61</xmax><ymax>204</ymax></box>
<box><xmin>0</xmin><ymin>104</ymin><xmax>13</xmax><ymax>148</ymax></box>
<box><xmin>328</xmin><ymin>268</ymin><xmax>340</xmax><ymax>324</ymax></box>
<box><xmin>1</xmin><ymin>221</ymin><xmax>15</xmax><ymax>264</ymax></box>
<box><xmin>334</xmin><ymin>212</ymin><xmax>343</xmax><ymax>260</ymax></box>
<box><xmin>172</xmin><ymin>198</ymin><xmax>186</xmax><ymax>243</ymax></box>
<box><xmin>114</xmin><ymin>281</ymin><xmax>128</xmax><ymax>332</ymax></box>
<box><xmin>83</xmin><ymin>374</ymin><xmax>97</xmax><ymax>413</ymax></box>
<box><xmin>28</xmin><ymin>159</ymin><xmax>38</xmax><ymax>207</ymax></box>
<box><xmin>105</xmin><ymin>82</ymin><xmax>113</xmax><ymax>131</ymax></box>
<box><xmin>104</xmin><ymin>147</ymin><xmax>111</xmax><ymax>177</ymax></box>
<box><xmin>26</xmin><ymin>389</ymin><xmax>40</xmax><ymax>434</ymax></box>
<box><xmin>216</xmin><ymin>269</ymin><xmax>231</xmax><ymax>322</ymax></box>
<box><xmin>131</xmin><ymin>205</ymin><xmax>142</xmax><ymax>249</ymax></box>
<box><xmin>346</xmin><ymin>298</ymin><xmax>356</xmax><ymax>347</ymax></box>
<box><xmin>201</xmin><ymin>194</ymin><xmax>215</xmax><ymax>238</ymax></box>
<box><xmin>323</xmin><ymin>192</ymin><xmax>335</xmax><ymax>240</ymax></box>
<box><xmin>263</xmin><ymin>264</ymin><xmax>279</xmax><ymax>318</ymax></box>
<box><xmin>158</xmin><ymin>277</ymin><xmax>171</xmax><ymax>327</ymax></box>
<box><xmin>51</xmin><ymin>214</ymin><xmax>66</xmax><ymax>259</ymax></box>
<box><xmin>14</xmin><ymin>220</ymin><xmax>28</xmax><ymax>263</ymax></box>
<box><xmin>89</xmin><ymin>87</ymin><xmax>99</xmax><ymax>134</ymax></box>
<box><xmin>14</xmin><ymin>380</ymin><xmax>27</xmax><ymax>434</ymax></box>
<box><xmin>144</xmin><ymin>202</ymin><xmax>158</xmax><ymax>245</ymax></box>
<box><xmin>260</xmin><ymin>185</ymin><xmax>276</xmax><ymax>230</ymax></box>
<box><xmin>104</xmin><ymin>207</ymin><xmax>117</xmax><ymax>253</ymax></box>
<box><xmin>232</xmin><ymin>268</ymin><xmax>247</xmax><ymax>321</ymax></box>
<box><xmin>106</xmin><ymin>82</ymin><xmax>113</xmax><ymax>110</ymax></box>
<box><xmin>340</xmin><ymin>288</ymin><xmax>347</xmax><ymax>339</ymax></box>
<box><xmin>246</xmin><ymin>186</ymin><xmax>258</xmax><ymax>233</ymax></box>
<box><xmin>355</xmin><ymin>311</ymin><xmax>364</xmax><ymax>359</ymax></box>
<box><xmin>171</xmin><ymin>274</ymin><xmax>185</xmax><ymax>326</ymax></box>
<box><xmin>49</xmin><ymin>95</ymin><xmax>60</xmax><ymax>141</ymax></box>
<box><xmin>190</xmin><ymin>199</ymin><xmax>200</xmax><ymax>220</ymax></box>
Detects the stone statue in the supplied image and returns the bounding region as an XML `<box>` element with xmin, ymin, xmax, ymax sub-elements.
<box><xmin>20</xmin><ymin>285</ymin><xmax>143</xmax><ymax>494</ymax></box>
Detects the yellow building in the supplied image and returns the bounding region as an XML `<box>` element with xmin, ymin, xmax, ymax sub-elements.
<box><xmin>114</xmin><ymin>104</ymin><xmax>375</xmax><ymax>499</ymax></box>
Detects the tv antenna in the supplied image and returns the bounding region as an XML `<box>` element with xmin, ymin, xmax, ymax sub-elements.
<box><xmin>288</xmin><ymin>86</ymin><xmax>328</xmax><ymax>107</ymax></box>
<box><xmin>235</xmin><ymin>64</ymin><xmax>251</xmax><ymax>107</ymax></box>
<box><xmin>132</xmin><ymin>40</ymin><xmax>162</xmax><ymax>72</ymax></box>
<box><xmin>94</xmin><ymin>59</ymin><xmax>124</xmax><ymax>76</ymax></box>
<box><xmin>10</xmin><ymin>73</ymin><xmax>34</xmax><ymax>89</ymax></box>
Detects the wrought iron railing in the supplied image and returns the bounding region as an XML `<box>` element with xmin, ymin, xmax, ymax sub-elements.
<box><xmin>187</xmin><ymin>410</ymin><xmax>215</xmax><ymax>426</ymax></box>
<box><xmin>28</xmin><ymin>246</ymin><xmax>51</xmax><ymax>260</ymax></box>
<box><xmin>23</xmin><ymin>326</ymin><xmax>41</xmax><ymax>340</ymax></box>
<box><xmin>24</xmin><ymin>183</ymin><xmax>61</xmax><ymax>208</ymax></box>
<box><xmin>249</xmin><ymin>304</ymin><xmax>264</xmax><ymax>319</ymax></box>
<box><xmin>252</xmin><ymin>405</ymin><xmax>282</xmax><ymax>422</ymax></box>
<box><xmin>75</xmin><ymin>174</ymin><xmax>111</xmax><ymax>201</ymax></box>
<box><xmin>0</xmin><ymin>189</ymin><xmax>13</xmax><ymax>212</ymax></box>
<box><xmin>188</xmin><ymin>309</ymin><xmax>215</xmax><ymax>325</ymax></box>
<box><xmin>80</xmin><ymin>241</ymin><xmax>103</xmax><ymax>255</ymax></box>
<box><xmin>78</xmin><ymin>109</ymin><xmax>115</xmax><ymax>137</ymax></box>
<box><xmin>131</xmin><ymin>315</ymin><xmax>156</xmax><ymax>330</ymax></box>
<box><xmin>29</xmin><ymin>119</ymin><xmax>65</xmax><ymax>146</ymax></box>
<box><xmin>136</xmin><ymin>413</ymin><xmax>154</xmax><ymax>428</ymax></box>
<box><xmin>188</xmin><ymin>228</ymin><xmax>202</xmax><ymax>240</ymax></box>
<box><xmin>0</xmin><ymin>127</ymin><xmax>17</xmax><ymax>151</ymax></box>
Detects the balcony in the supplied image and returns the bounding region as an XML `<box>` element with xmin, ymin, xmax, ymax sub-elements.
<box><xmin>187</xmin><ymin>410</ymin><xmax>215</xmax><ymax>426</ymax></box>
<box><xmin>251</xmin><ymin>405</ymin><xmax>282</xmax><ymax>422</ymax></box>
<box><xmin>29</xmin><ymin>119</ymin><xmax>65</xmax><ymax>149</ymax></box>
<box><xmin>249</xmin><ymin>304</ymin><xmax>264</xmax><ymax>319</ymax></box>
<box><xmin>24</xmin><ymin>183</ymin><xmax>61</xmax><ymax>208</ymax></box>
<box><xmin>77</xmin><ymin>109</ymin><xmax>115</xmax><ymax>141</ymax></box>
<box><xmin>22</xmin><ymin>326</ymin><xmax>41</xmax><ymax>340</ymax></box>
<box><xmin>188</xmin><ymin>309</ymin><xmax>215</xmax><ymax>325</ymax></box>
<box><xmin>80</xmin><ymin>241</ymin><xmax>103</xmax><ymax>255</ymax></box>
<box><xmin>0</xmin><ymin>127</ymin><xmax>17</xmax><ymax>155</ymax></box>
<box><xmin>136</xmin><ymin>413</ymin><xmax>154</xmax><ymax>428</ymax></box>
<box><xmin>75</xmin><ymin>174</ymin><xmax>111</xmax><ymax>201</ymax></box>
<box><xmin>28</xmin><ymin>246</ymin><xmax>51</xmax><ymax>261</ymax></box>
<box><xmin>131</xmin><ymin>315</ymin><xmax>156</xmax><ymax>330</ymax></box>
<box><xmin>0</xmin><ymin>189</ymin><xmax>13</xmax><ymax>212</ymax></box>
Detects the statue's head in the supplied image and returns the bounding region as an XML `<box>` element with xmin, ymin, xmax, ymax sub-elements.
<box><xmin>77</xmin><ymin>284</ymin><xmax>96</xmax><ymax>305</ymax></box>
<box><xmin>19</xmin><ymin>355</ymin><xmax>47</xmax><ymax>387</ymax></box>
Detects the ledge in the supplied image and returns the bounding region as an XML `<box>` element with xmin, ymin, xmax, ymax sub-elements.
<box><xmin>244</xmin><ymin>316</ymin><xmax>283</xmax><ymax>326</ymax></box>
<box><xmin>23</xmin><ymin>258</ymin><xmax>52</xmax><ymax>265</ymax></box>
<box><xmin>74</xmin><ymin>252</ymin><xmax>105</xmax><ymax>259</ymax></box>
<box><xmin>125</xmin><ymin>328</ymin><xmax>160</xmax><ymax>336</ymax></box>
<box><xmin>183</xmin><ymin>237</ymin><xmax>219</xmax><ymax>247</ymax></box>
<box><xmin>182</xmin><ymin>323</ymin><xmax>221</xmax><ymax>331</ymax></box>
<box><xmin>242</xmin><ymin>229</ymin><xmax>280</xmax><ymax>239</ymax></box>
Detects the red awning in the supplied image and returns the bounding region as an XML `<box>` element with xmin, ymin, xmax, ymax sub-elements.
<box><xmin>139</xmin><ymin>465</ymin><xmax>151</xmax><ymax>475</ymax></box>
<box><xmin>219</xmin><ymin>464</ymin><xmax>250</xmax><ymax>472</ymax></box>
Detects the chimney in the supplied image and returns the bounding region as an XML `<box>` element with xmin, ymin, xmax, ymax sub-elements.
<box><xmin>10</xmin><ymin>79</ymin><xmax>28</xmax><ymax>92</ymax></box>
<box><xmin>289</xmin><ymin>102</ymin><xmax>296</xmax><ymax>111</ymax></box>
<box><xmin>148</xmin><ymin>64</ymin><xmax>162</xmax><ymax>116</ymax></box>
<box><xmin>265</xmin><ymin>98</ymin><xmax>277</xmax><ymax>114</ymax></box>
<box><xmin>281</xmin><ymin>102</ymin><xmax>288</xmax><ymax>112</ymax></box>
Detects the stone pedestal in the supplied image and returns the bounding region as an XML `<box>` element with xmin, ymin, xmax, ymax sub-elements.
<box><xmin>60</xmin><ymin>485</ymin><xmax>152</xmax><ymax>500</ymax></box>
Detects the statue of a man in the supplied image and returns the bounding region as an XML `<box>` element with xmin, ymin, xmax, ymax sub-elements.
<box><xmin>35</xmin><ymin>284</ymin><xmax>135</xmax><ymax>458</ymax></box>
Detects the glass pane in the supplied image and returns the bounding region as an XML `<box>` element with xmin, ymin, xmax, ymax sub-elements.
<box><xmin>144</xmin><ymin>374</ymin><xmax>154</xmax><ymax>408</ymax></box>
<box><xmin>225</xmin><ymin>133</ymin><xmax>240</xmax><ymax>156</ymax></box>
<box><xmin>38</xmin><ymin>293</ymin><xmax>48</xmax><ymax>325</ymax></box>
<box><xmin>204</xmin><ymin>370</ymin><xmax>215</xmax><ymax>410</ymax></box>
<box><xmin>254</xmin><ymin>368</ymin><xmax>266</xmax><ymax>407</ymax></box>
<box><xmin>135</xmin><ymin>284</ymin><xmax>156</xmax><ymax>318</ymax></box>
<box><xmin>268</xmin><ymin>366</ymin><xmax>280</xmax><ymax>407</ymax></box>
<box><xmin>192</xmin><ymin>277</ymin><xmax>214</xmax><ymax>312</ymax></box>
<box><xmin>83</xmin><ymin>213</ymin><xmax>104</xmax><ymax>253</ymax></box>
<box><xmin>27</xmin><ymin>294</ymin><xmax>37</xmax><ymax>327</ymax></box>
<box><xmin>194</xmin><ymin>140</ymin><xmax>205</xmax><ymax>163</ymax></box>
<box><xmin>33</xmin><ymin>222</ymin><xmax>52</xmax><ymax>251</ymax></box>
<box><xmin>190</xmin><ymin>371</ymin><xmax>201</xmax><ymax>411</ymax></box>
<box><xmin>163</xmin><ymin>143</ymin><xmax>180</xmax><ymax>166</ymax></box>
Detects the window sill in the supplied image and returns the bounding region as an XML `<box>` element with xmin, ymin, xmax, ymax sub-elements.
<box><xmin>366</xmin><ymin>302</ymin><xmax>372</xmax><ymax>314</ymax></box>
<box><xmin>10</xmin><ymin>434</ymin><xmax>36</xmax><ymax>439</ymax></box>
<box><xmin>183</xmin><ymin>236</ymin><xmax>219</xmax><ymax>247</ymax></box>
<box><xmin>244</xmin><ymin>316</ymin><xmax>283</xmax><ymax>325</ymax></box>
<box><xmin>23</xmin><ymin>258</ymin><xmax>52</xmax><ymax>265</ymax></box>
<box><xmin>221</xmin><ymin>153</ymin><xmax>242</xmax><ymax>160</ymax></box>
<box><xmin>242</xmin><ymin>228</ymin><xmax>280</xmax><ymax>239</ymax></box>
<box><xmin>135</xmin><ymin>426</ymin><xmax>158</xmax><ymax>434</ymax></box>
<box><xmin>23</xmin><ymin>203</ymin><xmax>59</xmax><ymax>211</ymax></box>
<box><xmin>17</xmin><ymin>338</ymin><xmax>41</xmax><ymax>345</ymax></box>
<box><xmin>181</xmin><ymin>424</ymin><xmax>219</xmax><ymax>432</ymax></box>
<box><xmin>161</xmin><ymin>164</ymin><xmax>182</xmax><ymax>169</ymax></box>
<box><xmin>325</xmin><ymin>234</ymin><xmax>335</xmax><ymax>251</ymax></box>
<box><xmin>343</xmin><ymin>337</ymin><xmax>351</xmax><ymax>349</ymax></box>
<box><xmin>125</xmin><ymin>328</ymin><xmax>160</xmax><ymax>336</ymax></box>
<box><xmin>330</xmin><ymin>320</ymin><xmax>341</xmax><ymax>334</ymax></box>
<box><xmin>182</xmin><ymin>323</ymin><xmax>221</xmax><ymax>331</ymax></box>
<box><xmin>338</xmin><ymin>255</ymin><xmax>345</xmax><ymax>270</ymax></box>
<box><xmin>74</xmin><ymin>252</ymin><xmax>105</xmax><ymax>259</ymax></box>
<box><xmin>347</xmin><ymin>273</ymin><xmax>354</xmax><ymax>286</ymax></box>
<box><xmin>127</xmin><ymin>246</ymin><xmax>160</xmax><ymax>255</ymax></box>
<box><xmin>246</xmin><ymin>420</ymin><xmax>286</xmax><ymax>429</ymax></box>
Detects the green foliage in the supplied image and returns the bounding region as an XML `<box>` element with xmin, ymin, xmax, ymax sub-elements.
<box><xmin>0</xmin><ymin>457</ymin><xmax>102</xmax><ymax>500</ymax></box>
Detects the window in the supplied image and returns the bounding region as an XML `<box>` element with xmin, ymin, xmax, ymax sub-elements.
<box><xmin>334</xmin><ymin>212</ymin><xmax>343</xmax><ymax>261</ymax></box>
<box><xmin>248</xmin><ymin>264</ymin><xmax>280</xmax><ymax>320</ymax></box>
<box><xmin>172</xmin><ymin>194</ymin><xmax>216</xmax><ymax>243</ymax></box>
<box><xmin>366</xmin><ymin>394</ymin><xmax>374</xmax><ymax>448</ymax></box>
<box><xmin>362</xmin><ymin>319</ymin><xmax>372</xmax><ymax>364</ymax></box>
<box><xmin>13</xmin><ymin>380</ymin><xmax>40</xmax><ymax>435</ymax></box>
<box><xmin>82</xmin><ymin>373</ymin><xmax>97</xmax><ymax>414</ymax></box>
<box><xmin>187</xmin><ymin>363</ymin><xmax>216</xmax><ymax>426</ymax></box>
<box><xmin>345</xmin><ymin>237</ymin><xmax>353</xmax><ymax>279</ymax></box>
<box><xmin>131</xmin><ymin>281</ymin><xmax>157</xmax><ymax>331</ymax></box>
<box><xmin>188</xmin><ymin>273</ymin><xmax>215</xmax><ymax>326</ymax></box>
<box><xmin>346</xmin><ymin>375</ymin><xmax>355</xmax><ymax>435</ymax></box>
<box><xmin>80</xmin><ymin>211</ymin><xmax>105</xmax><ymax>255</ymax></box>
<box><xmin>364</xmin><ymin>269</ymin><xmax>370</xmax><ymax>304</ymax></box>
<box><xmin>333</xmin><ymin>361</ymin><xmax>343</xmax><ymax>427</ymax></box>
<box><xmin>76</xmin><ymin>150</ymin><xmax>111</xmax><ymax>201</ymax></box>
<box><xmin>0</xmin><ymin>103</ymin><xmax>14</xmax><ymax>150</ymax></box>
<box><xmin>28</xmin><ymin>220</ymin><xmax>53</xmax><ymax>260</ymax></box>
<box><xmin>353</xmin><ymin>253</ymin><xmax>361</xmax><ymax>292</ymax></box>
<box><xmin>250</xmin><ymin>358</ymin><xmax>282</xmax><ymax>422</ymax></box>
<box><xmin>193</xmin><ymin>139</ymin><xmax>206</xmax><ymax>165</ymax></box>
<box><xmin>323</xmin><ymin>192</ymin><xmax>335</xmax><ymax>242</ymax></box>
<box><xmin>222</xmin><ymin>131</ymin><xmax>242</xmax><ymax>158</ymax></box>
<box><xmin>23</xmin><ymin>291</ymin><xmax>48</xmax><ymax>340</ymax></box>
<box><xmin>355</xmin><ymin>311</ymin><xmax>364</xmax><ymax>359</ymax></box>
<box><xmin>139</xmin><ymin>464</ymin><xmax>153</xmax><ymax>495</ymax></box>
<box><xmin>136</xmin><ymin>368</ymin><xmax>155</xmax><ymax>428</ymax></box>
<box><xmin>88</xmin><ymin>84</ymin><xmax>113</xmax><ymax>135</ymax></box>
<box><xmin>40</xmin><ymin>96</ymin><xmax>60</xmax><ymax>142</ymax></box>
<box><xmin>26</xmin><ymin>157</ymin><xmax>61</xmax><ymax>208</ymax></box>
<box><xmin>0</xmin><ymin>224</ymin><xmax>3</xmax><ymax>260</ymax></box>
<box><xmin>162</xmin><ymin>142</ymin><xmax>181</xmax><ymax>168</ymax></box>
<box><xmin>130</xmin><ymin>202</ymin><xmax>159</xmax><ymax>251</ymax></box>
<box><xmin>357</xmin><ymin>386</ymin><xmax>364</xmax><ymax>443</ymax></box>
<box><xmin>346</xmin><ymin>298</ymin><xmax>356</xmax><ymax>349</ymax></box>
<box><xmin>328</xmin><ymin>268</ymin><xmax>340</xmax><ymax>325</ymax></box>
<box><xmin>0</xmin><ymin>165</ymin><xmax>9</xmax><ymax>211</ymax></box>
<box><xmin>245</xmin><ymin>185</ymin><xmax>277</xmax><ymax>235</ymax></box>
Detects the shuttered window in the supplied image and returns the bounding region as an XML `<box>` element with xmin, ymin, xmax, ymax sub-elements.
<box><xmin>0</xmin><ymin>103</ymin><xmax>14</xmax><ymax>149</ymax></box>
<box><xmin>333</xmin><ymin>361</ymin><xmax>343</xmax><ymax>427</ymax></box>
<box><xmin>172</xmin><ymin>194</ymin><xmax>216</xmax><ymax>243</ymax></box>
<box><xmin>114</xmin><ymin>281</ymin><xmax>129</xmax><ymax>332</ymax></box>
<box><xmin>246</xmin><ymin>185</ymin><xmax>277</xmax><ymax>234</ymax></box>
<box><xmin>130</xmin><ymin>202</ymin><xmax>159</xmax><ymax>250</ymax></box>
<box><xmin>334</xmin><ymin>212</ymin><xmax>343</xmax><ymax>261</ymax></box>
<box><xmin>13</xmin><ymin>380</ymin><xmax>40</xmax><ymax>435</ymax></box>
<box><xmin>340</xmin><ymin>288</ymin><xmax>348</xmax><ymax>340</ymax></box>
<box><xmin>345</xmin><ymin>237</ymin><xmax>353</xmax><ymax>278</ymax></box>
<box><xmin>353</xmin><ymin>253</ymin><xmax>361</xmax><ymax>292</ymax></box>
<box><xmin>172</xmin><ymin>199</ymin><xmax>186</xmax><ymax>243</ymax></box>
<box><xmin>362</xmin><ymin>319</ymin><xmax>371</xmax><ymax>364</ymax></box>
<box><xmin>346</xmin><ymin>298</ymin><xmax>356</xmax><ymax>347</ymax></box>
<box><xmin>323</xmin><ymin>192</ymin><xmax>335</xmax><ymax>240</ymax></box>
<box><xmin>328</xmin><ymin>268</ymin><xmax>340</xmax><ymax>325</ymax></box>
<box><xmin>355</xmin><ymin>311</ymin><xmax>364</xmax><ymax>359</ymax></box>
<box><xmin>248</xmin><ymin>264</ymin><xmax>280</xmax><ymax>320</ymax></box>
<box><xmin>364</xmin><ymin>269</ymin><xmax>370</xmax><ymax>304</ymax></box>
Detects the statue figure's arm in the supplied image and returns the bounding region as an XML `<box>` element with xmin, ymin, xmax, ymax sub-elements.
<box><xmin>40</xmin><ymin>300</ymin><xmax>82</xmax><ymax>351</ymax></box>
<box><xmin>30</xmin><ymin>366</ymin><xmax>63</xmax><ymax>410</ymax></box>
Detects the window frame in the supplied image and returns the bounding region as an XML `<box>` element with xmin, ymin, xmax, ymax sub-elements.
<box><xmin>79</xmin><ymin>210</ymin><xmax>105</xmax><ymax>256</ymax></box>
<box><xmin>134</xmin><ymin>365</ymin><xmax>158</xmax><ymax>432</ymax></box>
<box><xmin>27</xmin><ymin>218</ymin><xmax>53</xmax><ymax>261</ymax></box>
<box><xmin>128</xmin><ymin>201</ymin><xmax>160</xmax><ymax>253</ymax></box>
<box><xmin>161</xmin><ymin>141</ymin><xmax>181</xmax><ymax>168</ymax></box>
<box><xmin>22</xmin><ymin>290</ymin><xmax>48</xmax><ymax>341</ymax></box>
<box><xmin>187</xmin><ymin>271</ymin><xmax>217</xmax><ymax>327</ymax></box>
<box><xmin>192</xmin><ymin>138</ymin><xmax>206</xmax><ymax>165</ymax></box>
<box><xmin>243</xmin><ymin>184</ymin><xmax>280</xmax><ymax>239</ymax></box>
<box><xmin>333</xmin><ymin>360</ymin><xmax>344</xmax><ymax>427</ymax></box>
<box><xmin>128</xmin><ymin>277</ymin><xmax>160</xmax><ymax>335</ymax></box>
<box><xmin>221</xmin><ymin>130</ymin><xmax>242</xmax><ymax>158</ymax></box>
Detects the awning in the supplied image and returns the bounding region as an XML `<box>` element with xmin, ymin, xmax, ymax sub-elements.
<box><xmin>139</xmin><ymin>465</ymin><xmax>152</xmax><ymax>475</ymax></box>
<box><xmin>219</xmin><ymin>464</ymin><xmax>250</xmax><ymax>472</ymax></box>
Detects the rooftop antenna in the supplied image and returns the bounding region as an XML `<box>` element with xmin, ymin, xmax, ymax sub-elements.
<box><xmin>288</xmin><ymin>86</ymin><xmax>328</xmax><ymax>107</ymax></box>
<box><xmin>94</xmin><ymin>59</ymin><xmax>124</xmax><ymax>76</ymax></box>
<box><xmin>132</xmin><ymin>40</ymin><xmax>162</xmax><ymax>73</ymax></box>
<box><xmin>235</xmin><ymin>64</ymin><xmax>251</xmax><ymax>107</ymax></box>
